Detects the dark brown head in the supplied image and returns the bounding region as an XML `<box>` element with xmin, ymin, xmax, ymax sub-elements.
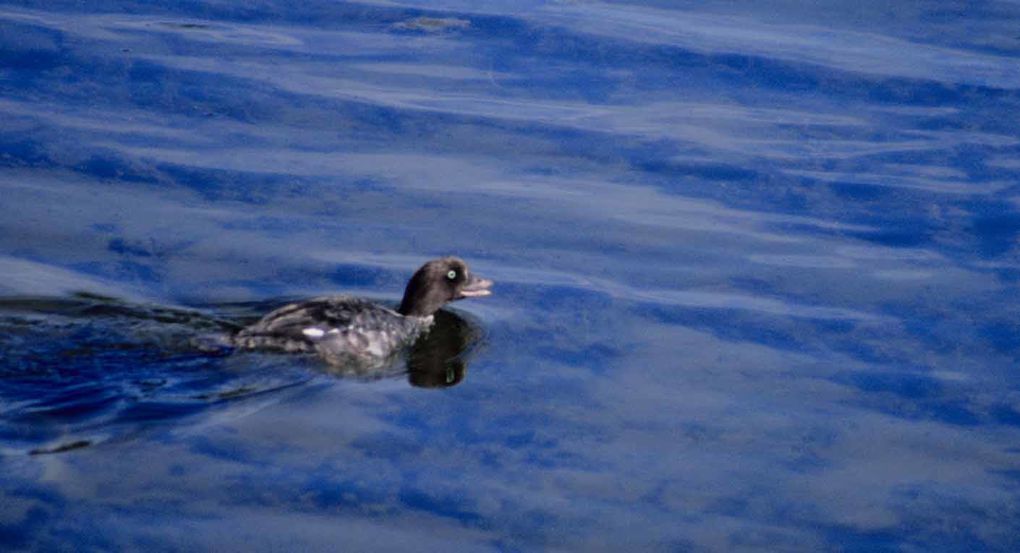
<box><xmin>397</xmin><ymin>257</ymin><xmax>493</xmax><ymax>317</ymax></box>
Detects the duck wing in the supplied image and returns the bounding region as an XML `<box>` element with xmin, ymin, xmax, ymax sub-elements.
<box><xmin>233</xmin><ymin>296</ymin><xmax>374</xmax><ymax>350</ymax></box>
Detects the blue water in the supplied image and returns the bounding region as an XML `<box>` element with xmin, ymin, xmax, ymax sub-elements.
<box><xmin>2</xmin><ymin>1</ymin><xmax>1020</xmax><ymax>550</ymax></box>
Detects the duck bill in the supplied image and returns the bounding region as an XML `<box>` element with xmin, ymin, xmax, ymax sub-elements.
<box><xmin>458</xmin><ymin>275</ymin><xmax>493</xmax><ymax>298</ymax></box>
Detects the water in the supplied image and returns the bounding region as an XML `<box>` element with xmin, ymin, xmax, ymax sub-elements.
<box><xmin>1</xmin><ymin>1</ymin><xmax>1019</xmax><ymax>550</ymax></box>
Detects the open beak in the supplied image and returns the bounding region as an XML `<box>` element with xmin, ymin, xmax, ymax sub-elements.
<box><xmin>458</xmin><ymin>274</ymin><xmax>493</xmax><ymax>298</ymax></box>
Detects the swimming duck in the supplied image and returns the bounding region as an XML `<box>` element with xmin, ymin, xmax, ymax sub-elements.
<box><xmin>233</xmin><ymin>257</ymin><xmax>492</xmax><ymax>367</ymax></box>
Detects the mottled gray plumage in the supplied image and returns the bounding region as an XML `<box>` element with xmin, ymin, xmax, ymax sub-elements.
<box><xmin>234</xmin><ymin>296</ymin><xmax>430</xmax><ymax>367</ymax></box>
<box><xmin>232</xmin><ymin>257</ymin><xmax>492</xmax><ymax>369</ymax></box>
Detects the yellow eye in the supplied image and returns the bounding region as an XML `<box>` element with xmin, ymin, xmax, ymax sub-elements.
<box><xmin>447</xmin><ymin>270</ymin><xmax>457</xmax><ymax>280</ymax></box>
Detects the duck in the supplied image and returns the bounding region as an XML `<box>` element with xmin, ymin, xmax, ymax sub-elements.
<box><xmin>233</xmin><ymin>257</ymin><xmax>492</xmax><ymax>368</ymax></box>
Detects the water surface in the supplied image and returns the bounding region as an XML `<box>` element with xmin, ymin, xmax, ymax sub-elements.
<box><xmin>2</xmin><ymin>1</ymin><xmax>1020</xmax><ymax>550</ymax></box>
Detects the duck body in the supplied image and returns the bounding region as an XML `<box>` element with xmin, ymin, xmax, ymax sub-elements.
<box><xmin>234</xmin><ymin>296</ymin><xmax>431</xmax><ymax>367</ymax></box>
<box><xmin>233</xmin><ymin>257</ymin><xmax>491</xmax><ymax>368</ymax></box>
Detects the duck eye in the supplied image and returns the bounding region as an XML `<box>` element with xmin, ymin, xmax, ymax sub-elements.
<box><xmin>447</xmin><ymin>270</ymin><xmax>457</xmax><ymax>280</ymax></box>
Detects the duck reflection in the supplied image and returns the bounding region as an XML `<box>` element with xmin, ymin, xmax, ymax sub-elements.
<box><xmin>405</xmin><ymin>309</ymin><xmax>482</xmax><ymax>388</ymax></box>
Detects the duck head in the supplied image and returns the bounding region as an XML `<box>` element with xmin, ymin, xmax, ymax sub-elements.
<box><xmin>397</xmin><ymin>257</ymin><xmax>493</xmax><ymax>317</ymax></box>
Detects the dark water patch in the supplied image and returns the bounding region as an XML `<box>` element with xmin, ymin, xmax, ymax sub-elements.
<box><xmin>328</xmin><ymin>263</ymin><xmax>391</xmax><ymax>289</ymax></box>
<box><xmin>28</xmin><ymin>439</ymin><xmax>92</xmax><ymax>455</ymax></box>
<box><xmin>819</xmin><ymin>526</ymin><xmax>918</xmax><ymax>552</ymax></box>
<box><xmin>970</xmin><ymin>211</ymin><xmax>1020</xmax><ymax>258</ymax></box>
<box><xmin>0</xmin><ymin>45</ymin><xmax>69</xmax><ymax>73</ymax></box>
<box><xmin>80</xmin><ymin>154</ymin><xmax>145</xmax><ymax>183</ymax></box>
<box><xmin>635</xmin><ymin>159</ymin><xmax>765</xmax><ymax>184</ymax></box>
<box><xmin>979</xmin><ymin>320</ymin><xmax>1020</xmax><ymax>356</ymax></box>
<box><xmin>991</xmin><ymin>405</ymin><xmax>1020</xmax><ymax>428</ymax></box>
<box><xmin>995</xmin><ymin>469</ymin><xmax>1020</xmax><ymax>483</ymax></box>
<box><xmin>832</xmin><ymin>370</ymin><xmax>984</xmax><ymax>427</ymax></box>
<box><xmin>398</xmin><ymin>489</ymin><xmax>485</xmax><ymax>527</ymax></box>
<box><xmin>107</xmin><ymin>238</ymin><xmax>153</xmax><ymax>258</ymax></box>
<box><xmin>849</xmin><ymin>226</ymin><xmax>934</xmax><ymax>248</ymax></box>
<box><xmin>115</xmin><ymin>400</ymin><xmax>208</xmax><ymax>425</ymax></box>
<box><xmin>835</xmin><ymin>371</ymin><xmax>942</xmax><ymax>400</ymax></box>
<box><xmin>294</xmin><ymin>476</ymin><xmax>384</xmax><ymax>513</ymax></box>
<box><xmin>0</xmin><ymin>137</ymin><xmax>52</xmax><ymax>169</ymax></box>
<box><xmin>828</xmin><ymin>180</ymin><xmax>894</xmax><ymax>202</ymax></box>
<box><xmin>156</xmin><ymin>21</ymin><xmax>212</xmax><ymax>30</ymax></box>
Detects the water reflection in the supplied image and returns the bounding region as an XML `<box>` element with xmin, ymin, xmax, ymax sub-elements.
<box><xmin>406</xmin><ymin>309</ymin><xmax>481</xmax><ymax>388</ymax></box>
<box><xmin>1</xmin><ymin>0</ymin><xmax>1019</xmax><ymax>549</ymax></box>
